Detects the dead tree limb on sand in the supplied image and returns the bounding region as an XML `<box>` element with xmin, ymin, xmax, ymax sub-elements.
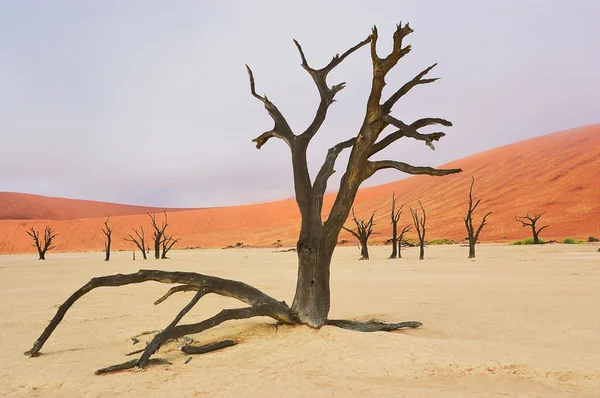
<box><xmin>410</xmin><ymin>201</ymin><xmax>427</xmax><ymax>260</ymax></box>
<box><xmin>26</xmin><ymin>23</ymin><xmax>461</xmax><ymax>374</ymax></box>
<box><xmin>388</xmin><ymin>192</ymin><xmax>404</xmax><ymax>259</ymax></box>
<box><xmin>161</xmin><ymin>235</ymin><xmax>181</xmax><ymax>259</ymax></box>
<box><xmin>149</xmin><ymin>212</ymin><xmax>168</xmax><ymax>259</ymax></box>
<box><xmin>342</xmin><ymin>208</ymin><xmax>376</xmax><ymax>260</ymax></box>
<box><xmin>464</xmin><ymin>177</ymin><xmax>491</xmax><ymax>258</ymax></box>
<box><xmin>26</xmin><ymin>226</ymin><xmax>57</xmax><ymax>260</ymax></box>
<box><xmin>101</xmin><ymin>216</ymin><xmax>112</xmax><ymax>261</ymax></box>
<box><xmin>515</xmin><ymin>212</ymin><xmax>549</xmax><ymax>244</ymax></box>
<box><xmin>397</xmin><ymin>224</ymin><xmax>412</xmax><ymax>258</ymax></box>
<box><xmin>123</xmin><ymin>226</ymin><xmax>147</xmax><ymax>260</ymax></box>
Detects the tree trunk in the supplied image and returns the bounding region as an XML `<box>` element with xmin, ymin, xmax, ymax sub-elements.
<box><xmin>468</xmin><ymin>238</ymin><xmax>475</xmax><ymax>258</ymax></box>
<box><xmin>39</xmin><ymin>250</ymin><xmax>45</xmax><ymax>260</ymax></box>
<box><xmin>291</xmin><ymin>236</ymin><xmax>334</xmax><ymax>328</ymax></box>
<box><xmin>105</xmin><ymin>237</ymin><xmax>111</xmax><ymax>261</ymax></box>
<box><xmin>154</xmin><ymin>239</ymin><xmax>161</xmax><ymax>260</ymax></box>
<box><xmin>419</xmin><ymin>243</ymin><xmax>424</xmax><ymax>260</ymax></box>
<box><xmin>360</xmin><ymin>238</ymin><xmax>369</xmax><ymax>260</ymax></box>
<box><xmin>389</xmin><ymin>223</ymin><xmax>397</xmax><ymax>259</ymax></box>
<box><xmin>533</xmin><ymin>228</ymin><xmax>539</xmax><ymax>244</ymax></box>
<box><xmin>397</xmin><ymin>239</ymin><xmax>402</xmax><ymax>258</ymax></box>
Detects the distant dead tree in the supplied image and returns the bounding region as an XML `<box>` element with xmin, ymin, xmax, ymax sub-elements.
<box><xmin>149</xmin><ymin>212</ymin><xmax>168</xmax><ymax>259</ymax></box>
<box><xmin>343</xmin><ymin>208</ymin><xmax>376</xmax><ymax>260</ymax></box>
<box><xmin>124</xmin><ymin>226</ymin><xmax>147</xmax><ymax>260</ymax></box>
<box><xmin>161</xmin><ymin>235</ymin><xmax>181</xmax><ymax>259</ymax></box>
<box><xmin>397</xmin><ymin>224</ymin><xmax>412</xmax><ymax>258</ymax></box>
<box><xmin>410</xmin><ymin>201</ymin><xmax>427</xmax><ymax>260</ymax></box>
<box><xmin>26</xmin><ymin>226</ymin><xmax>58</xmax><ymax>260</ymax></box>
<box><xmin>388</xmin><ymin>192</ymin><xmax>405</xmax><ymax>259</ymax></box>
<box><xmin>464</xmin><ymin>177</ymin><xmax>491</xmax><ymax>258</ymax></box>
<box><xmin>515</xmin><ymin>212</ymin><xmax>549</xmax><ymax>244</ymax></box>
<box><xmin>101</xmin><ymin>216</ymin><xmax>113</xmax><ymax>261</ymax></box>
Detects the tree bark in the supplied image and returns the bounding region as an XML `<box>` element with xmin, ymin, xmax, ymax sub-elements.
<box><xmin>389</xmin><ymin>222</ymin><xmax>398</xmax><ymax>259</ymax></box>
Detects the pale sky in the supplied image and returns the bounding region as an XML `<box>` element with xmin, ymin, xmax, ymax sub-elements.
<box><xmin>1</xmin><ymin>1</ymin><xmax>598</xmax><ymax>207</ymax></box>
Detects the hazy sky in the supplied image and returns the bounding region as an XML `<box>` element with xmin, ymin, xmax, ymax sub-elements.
<box><xmin>1</xmin><ymin>1</ymin><xmax>598</xmax><ymax>207</ymax></box>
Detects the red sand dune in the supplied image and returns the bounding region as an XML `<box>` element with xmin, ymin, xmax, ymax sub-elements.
<box><xmin>0</xmin><ymin>192</ymin><xmax>190</xmax><ymax>221</ymax></box>
<box><xmin>0</xmin><ymin>124</ymin><xmax>598</xmax><ymax>254</ymax></box>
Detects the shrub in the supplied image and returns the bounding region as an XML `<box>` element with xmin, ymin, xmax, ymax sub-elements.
<box><xmin>563</xmin><ymin>237</ymin><xmax>584</xmax><ymax>244</ymax></box>
<box><xmin>588</xmin><ymin>236</ymin><xmax>599</xmax><ymax>243</ymax></box>
<box><xmin>510</xmin><ymin>237</ymin><xmax>545</xmax><ymax>245</ymax></box>
<box><xmin>427</xmin><ymin>238</ymin><xmax>456</xmax><ymax>245</ymax></box>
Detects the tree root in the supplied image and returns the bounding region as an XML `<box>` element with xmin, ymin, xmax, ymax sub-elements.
<box><xmin>326</xmin><ymin>319</ymin><xmax>422</xmax><ymax>332</ymax></box>
<box><xmin>24</xmin><ymin>268</ymin><xmax>422</xmax><ymax>374</ymax></box>
<box><xmin>95</xmin><ymin>358</ymin><xmax>172</xmax><ymax>375</ymax></box>
<box><xmin>181</xmin><ymin>339</ymin><xmax>237</xmax><ymax>355</ymax></box>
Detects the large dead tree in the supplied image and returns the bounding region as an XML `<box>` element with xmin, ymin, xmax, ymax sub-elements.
<box><xmin>515</xmin><ymin>212</ymin><xmax>549</xmax><ymax>244</ymax></box>
<box><xmin>397</xmin><ymin>224</ymin><xmax>412</xmax><ymax>258</ymax></box>
<box><xmin>101</xmin><ymin>216</ymin><xmax>112</xmax><ymax>261</ymax></box>
<box><xmin>464</xmin><ymin>177</ymin><xmax>491</xmax><ymax>258</ymax></box>
<box><xmin>161</xmin><ymin>235</ymin><xmax>181</xmax><ymax>259</ymax></box>
<box><xmin>342</xmin><ymin>208</ymin><xmax>376</xmax><ymax>260</ymax></box>
<box><xmin>149</xmin><ymin>212</ymin><xmax>168</xmax><ymax>259</ymax></box>
<box><xmin>388</xmin><ymin>192</ymin><xmax>404</xmax><ymax>259</ymax></box>
<box><xmin>26</xmin><ymin>24</ymin><xmax>461</xmax><ymax>373</ymax></box>
<box><xmin>410</xmin><ymin>201</ymin><xmax>427</xmax><ymax>260</ymax></box>
<box><xmin>26</xmin><ymin>226</ymin><xmax>57</xmax><ymax>260</ymax></box>
<box><xmin>123</xmin><ymin>226</ymin><xmax>147</xmax><ymax>260</ymax></box>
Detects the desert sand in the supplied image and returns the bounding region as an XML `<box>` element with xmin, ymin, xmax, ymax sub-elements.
<box><xmin>0</xmin><ymin>124</ymin><xmax>598</xmax><ymax>254</ymax></box>
<box><xmin>1</xmin><ymin>244</ymin><xmax>599</xmax><ymax>397</ymax></box>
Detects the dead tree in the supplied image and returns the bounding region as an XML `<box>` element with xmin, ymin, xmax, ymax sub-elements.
<box><xmin>464</xmin><ymin>177</ymin><xmax>491</xmax><ymax>258</ymax></box>
<box><xmin>123</xmin><ymin>226</ymin><xmax>147</xmax><ymax>260</ymax></box>
<box><xmin>515</xmin><ymin>212</ymin><xmax>549</xmax><ymax>244</ymax></box>
<box><xmin>149</xmin><ymin>212</ymin><xmax>168</xmax><ymax>259</ymax></box>
<box><xmin>161</xmin><ymin>235</ymin><xmax>181</xmax><ymax>259</ymax></box>
<box><xmin>388</xmin><ymin>192</ymin><xmax>404</xmax><ymax>259</ymax></box>
<box><xmin>101</xmin><ymin>216</ymin><xmax>112</xmax><ymax>261</ymax></box>
<box><xmin>342</xmin><ymin>208</ymin><xmax>376</xmax><ymax>260</ymax></box>
<box><xmin>26</xmin><ymin>24</ymin><xmax>461</xmax><ymax>373</ymax></box>
<box><xmin>26</xmin><ymin>226</ymin><xmax>58</xmax><ymax>260</ymax></box>
<box><xmin>397</xmin><ymin>224</ymin><xmax>412</xmax><ymax>258</ymax></box>
<box><xmin>410</xmin><ymin>201</ymin><xmax>427</xmax><ymax>260</ymax></box>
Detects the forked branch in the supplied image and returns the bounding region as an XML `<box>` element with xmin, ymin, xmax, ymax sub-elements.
<box><xmin>364</xmin><ymin>160</ymin><xmax>462</xmax><ymax>181</ymax></box>
<box><xmin>246</xmin><ymin>65</ymin><xmax>294</xmax><ymax>148</ymax></box>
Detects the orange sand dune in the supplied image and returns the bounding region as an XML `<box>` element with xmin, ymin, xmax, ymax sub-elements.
<box><xmin>0</xmin><ymin>124</ymin><xmax>598</xmax><ymax>254</ymax></box>
<box><xmin>0</xmin><ymin>192</ymin><xmax>191</xmax><ymax>220</ymax></box>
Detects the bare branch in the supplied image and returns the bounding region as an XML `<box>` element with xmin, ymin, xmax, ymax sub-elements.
<box><xmin>313</xmin><ymin>137</ymin><xmax>356</xmax><ymax>206</ymax></box>
<box><xmin>383</xmin><ymin>63</ymin><xmax>438</xmax><ymax>114</ymax></box>
<box><xmin>293</xmin><ymin>35</ymin><xmax>371</xmax><ymax>141</ymax></box>
<box><xmin>381</xmin><ymin>115</ymin><xmax>446</xmax><ymax>150</ymax></box>
<box><xmin>364</xmin><ymin>160</ymin><xmax>462</xmax><ymax>180</ymax></box>
<box><xmin>245</xmin><ymin>65</ymin><xmax>294</xmax><ymax>148</ymax></box>
<box><xmin>154</xmin><ymin>284</ymin><xmax>199</xmax><ymax>305</ymax></box>
<box><xmin>370</xmin><ymin>117</ymin><xmax>452</xmax><ymax>156</ymax></box>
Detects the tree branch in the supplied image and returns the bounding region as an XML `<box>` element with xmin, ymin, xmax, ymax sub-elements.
<box><xmin>382</xmin><ymin>63</ymin><xmax>438</xmax><ymax>114</ymax></box>
<box><xmin>370</xmin><ymin>117</ymin><xmax>452</xmax><ymax>156</ymax></box>
<box><xmin>245</xmin><ymin>65</ymin><xmax>294</xmax><ymax>148</ymax></box>
<box><xmin>293</xmin><ymin>35</ymin><xmax>371</xmax><ymax>141</ymax></box>
<box><xmin>364</xmin><ymin>160</ymin><xmax>462</xmax><ymax>180</ymax></box>
<box><xmin>313</xmin><ymin>137</ymin><xmax>356</xmax><ymax>208</ymax></box>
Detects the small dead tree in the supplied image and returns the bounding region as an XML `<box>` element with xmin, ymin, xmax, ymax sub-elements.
<box><xmin>464</xmin><ymin>177</ymin><xmax>491</xmax><ymax>258</ymax></box>
<box><xmin>26</xmin><ymin>24</ymin><xmax>462</xmax><ymax>374</ymax></box>
<box><xmin>101</xmin><ymin>216</ymin><xmax>112</xmax><ymax>261</ymax></box>
<box><xmin>124</xmin><ymin>226</ymin><xmax>147</xmax><ymax>260</ymax></box>
<box><xmin>515</xmin><ymin>212</ymin><xmax>549</xmax><ymax>244</ymax></box>
<box><xmin>388</xmin><ymin>192</ymin><xmax>405</xmax><ymax>259</ymax></box>
<box><xmin>397</xmin><ymin>224</ymin><xmax>412</xmax><ymax>258</ymax></box>
<box><xmin>343</xmin><ymin>208</ymin><xmax>376</xmax><ymax>260</ymax></box>
<box><xmin>149</xmin><ymin>212</ymin><xmax>168</xmax><ymax>260</ymax></box>
<box><xmin>161</xmin><ymin>235</ymin><xmax>181</xmax><ymax>259</ymax></box>
<box><xmin>26</xmin><ymin>226</ymin><xmax>58</xmax><ymax>260</ymax></box>
<box><xmin>410</xmin><ymin>201</ymin><xmax>426</xmax><ymax>260</ymax></box>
